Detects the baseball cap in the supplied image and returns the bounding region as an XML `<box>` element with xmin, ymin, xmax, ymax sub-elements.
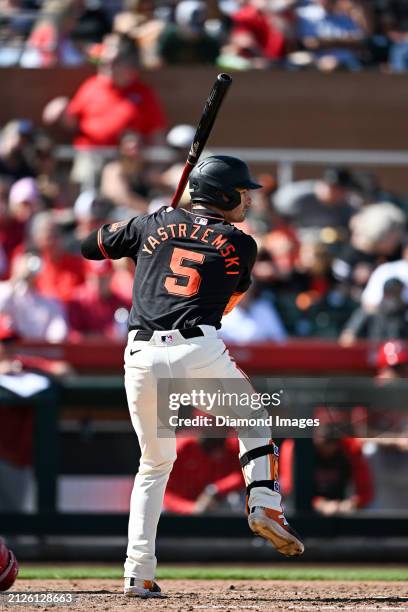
<box><xmin>2</xmin><ymin>119</ymin><xmax>33</xmax><ymax>139</ymax></box>
<box><xmin>268</xmin><ymin>0</ymin><xmax>298</xmax><ymax>12</ymax></box>
<box><xmin>323</xmin><ymin>167</ymin><xmax>356</xmax><ymax>189</ymax></box>
<box><xmin>175</xmin><ymin>1</ymin><xmax>207</xmax><ymax>31</ymax></box>
<box><xmin>9</xmin><ymin>177</ymin><xmax>39</xmax><ymax>206</ymax></box>
<box><xmin>74</xmin><ymin>190</ymin><xmax>112</xmax><ymax>222</ymax></box>
<box><xmin>167</xmin><ymin>124</ymin><xmax>195</xmax><ymax>149</ymax></box>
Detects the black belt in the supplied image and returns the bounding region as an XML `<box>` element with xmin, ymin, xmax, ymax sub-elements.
<box><xmin>130</xmin><ymin>326</ymin><xmax>204</xmax><ymax>341</ymax></box>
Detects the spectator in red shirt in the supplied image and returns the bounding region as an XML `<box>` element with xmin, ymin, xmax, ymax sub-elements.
<box><xmin>164</xmin><ymin>436</ymin><xmax>244</xmax><ymax>515</ymax></box>
<box><xmin>67</xmin><ymin>259</ymin><xmax>130</xmax><ymax>339</ymax></box>
<box><xmin>21</xmin><ymin>0</ymin><xmax>85</xmax><ymax>68</ymax></box>
<box><xmin>109</xmin><ymin>257</ymin><xmax>135</xmax><ymax>306</ymax></box>
<box><xmin>43</xmin><ymin>33</ymin><xmax>167</xmax><ymax>189</ymax></box>
<box><xmin>27</xmin><ymin>211</ymin><xmax>86</xmax><ymax>302</ymax></box>
<box><xmin>280</xmin><ymin>435</ymin><xmax>373</xmax><ymax>514</ymax></box>
<box><xmin>231</xmin><ymin>0</ymin><xmax>296</xmax><ymax>63</ymax></box>
<box><xmin>43</xmin><ymin>33</ymin><xmax>167</xmax><ymax>148</ymax></box>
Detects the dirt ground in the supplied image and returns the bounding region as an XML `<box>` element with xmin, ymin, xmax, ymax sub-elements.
<box><xmin>1</xmin><ymin>580</ymin><xmax>408</xmax><ymax>612</ymax></box>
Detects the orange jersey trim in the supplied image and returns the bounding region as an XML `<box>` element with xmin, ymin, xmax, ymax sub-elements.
<box><xmin>97</xmin><ymin>228</ymin><xmax>109</xmax><ymax>259</ymax></box>
<box><xmin>224</xmin><ymin>291</ymin><xmax>245</xmax><ymax>315</ymax></box>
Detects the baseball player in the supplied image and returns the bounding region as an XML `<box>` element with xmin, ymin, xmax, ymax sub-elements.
<box><xmin>81</xmin><ymin>155</ymin><xmax>304</xmax><ymax>598</ymax></box>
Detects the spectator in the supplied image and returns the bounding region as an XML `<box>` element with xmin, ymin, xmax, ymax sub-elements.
<box><xmin>0</xmin><ymin>318</ymin><xmax>71</xmax><ymax>512</ymax></box>
<box><xmin>27</xmin><ymin>211</ymin><xmax>86</xmax><ymax>302</ymax></box>
<box><xmin>0</xmin><ymin>176</ymin><xmax>20</xmax><ymax>277</ymax></box>
<box><xmin>32</xmin><ymin>133</ymin><xmax>64</xmax><ymax>209</ymax></box>
<box><xmin>340</xmin><ymin>277</ymin><xmax>408</xmax><ymax>344</ymax></box>
<box><xmin>376</xmin><ymin>0</ymin><xmax>408</xmax><ymax>72</ymax></box>
<box><xmin>229</xmin><ymin>0</ymin><xmax>297</xmax><ymax>66</ymax></box>
<box><xmin>360</xmin><ymin>340</ymin><xmax>408</xmax><ymax>510</ymax></box>
<box><xmin>220</xmin><ymin>282</ymin><xmax>288</xmax><ymax>343</ymax></box>
<box><xmin>9</xmin><ymin>176</ymin><xmax>41</xmax><ymax>225</ymax></box>
<box><xmin>0</xmin><ymin>1</ymin><xmax>35</xmax><ymax>67</ymax></box>
<box><xmin>114</xmin><ymin>0</ymin><xmax>156</xmax><ymax>36</ymax></box>
<box><xmin>100</xmin><ymin>130</ymin><xmax>153</xmax><ymax>214</ymax></box>
<box><xmin>164</xmin><ymin>436</ymin><xmax>243</xmax><ymax>514</ymax></box>
<box><xmin>253</xmin><ymin>226</ymin><xmax>300</xmax><ymax>286</ymax></box>
<box><xmin>361</xmin><ymin>236</ymin><xmax>408</xmax><ymax>312</ymax></box>
<box><xmin>67</xmin><ymin>259</ymin><xmax>130</xmax><ymax>339</ymax></box>
<box><xmin>21</xmin><ymin>0</ymin><xmax>85</xmax><ymax>67</ymax></box>
<box><xmin>72</xmin><ymin>189</ymin><xmax>113</xmax><ymax>246</ymax></box>
<box><xmin>296</xmin><ymin>0</ymin><xmax>372</xmax><ymax>71</ymax></box>
<box><xmin>158</xmin><ymin>1</ymin><xmax>221</xmax><ymax>65</ymax></box>
<box><xmin>0</xmin><ymin>252</ymin><xmax>68</xmax><ymax>342</ymax></box>
<box><xmin>113</xmin><ymin>0</ymin><xmax>166</xmax><ymax>68</ymax></box>
<box><xmin>109</xmin><ymin>257</ymin><xmax>135</xmax><ymax>306</ymax></box>
<box><xmin>0</xmin><ymin>120</ymin><xmax>35</xmax><ymax>181</ymax></box>
<box><xmin>0</xmin><ymin>322</ymin><xmax>35</xmax><ymax>513</ymax></box>
<box><xmin>280</xmin><ymin>435</ymin><xmax>374</xmax><ymax>514</ymax></box>
<box><xmin>43</xmin><ymin>33</ymin><xmax>167</xmax><ymax>188</ymax></box>
<box><xmin>71</xmin><ymin>0</ymin><xmax>111</xmax><ymax>47</ymax></box>
<box><xmin>351</xmin><ymin>170</ymin><xmax>408</xmax><ymax>209</ymax></box>
<box><xmin>6</xmin><ymin>177</ymin><xmax>42</xmax><ymax>273</ymax></box>
<box><xmin>160</xmin><ymin>124</ymin><xmax>196</xmax><ymax>206</ymax></box>
<box><xmin>333</xmin><ymin>203</ymin><xmax>406</xmax><ymax>301</ymax></box>
<box><xmin>273</xmin><ymin>167</ymin><xmax>359</xmax><ymax>240</ymax></box>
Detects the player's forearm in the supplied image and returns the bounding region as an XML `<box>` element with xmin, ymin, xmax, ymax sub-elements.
<box><xmin>80</xmin><ymin>230</ymin><xmax>105</xmax><ymax>260</ymax></box>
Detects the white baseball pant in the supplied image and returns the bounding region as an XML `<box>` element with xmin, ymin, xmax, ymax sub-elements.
<box><xmin>123</xmin><ymin>325</ymin><xmax>281</xmax><ymax>580</ymax></box>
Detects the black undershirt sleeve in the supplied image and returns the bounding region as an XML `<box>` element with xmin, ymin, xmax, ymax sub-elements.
<box><xmin>81</xmin><ymin>230</ymin><xmax>104</xmax><ymax>260</ymax></box>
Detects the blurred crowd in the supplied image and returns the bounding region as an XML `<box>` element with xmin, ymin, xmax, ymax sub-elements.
<box><xmin>0</xmin><ymin>26</ymin><xmax>408</xmax><ymax>344</ymax></box>
<box><xmin>1</xmin><ymin>0</ymin><xmax>408</xmax><ymax>521</ymax></box>
<box><xmin>1</xmin><ymin>0</ymin><xmax>408</xmax><ymax>72</ymax></box>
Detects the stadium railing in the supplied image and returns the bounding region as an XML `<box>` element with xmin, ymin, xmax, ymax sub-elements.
<box><xmin>2</xmin><ymin>340</ymin><xmax>408</xmax><ymax>541</ymax></box>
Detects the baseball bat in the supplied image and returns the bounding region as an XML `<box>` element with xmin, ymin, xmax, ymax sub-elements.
<box><xmin>170</xmin><ymin>73</ymin><xmax>232</xmax><ymax>208</ymax></box>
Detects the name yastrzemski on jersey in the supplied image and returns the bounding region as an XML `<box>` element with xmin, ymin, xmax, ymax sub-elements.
<box><xmin>81</xmin><ymin>206</ymin><xmax>258</xmax><ymax>329</ymax></box>
<box><xmin>140</xmin><ymin>220</ymin><xmax>241</xmax><ymax>276</ymax></box>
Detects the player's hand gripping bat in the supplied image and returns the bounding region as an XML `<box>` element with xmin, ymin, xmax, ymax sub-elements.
<box><xmin>170</xmin><ymin>73</ymin><xmax>232</xmax><ymax>209</ymax></box>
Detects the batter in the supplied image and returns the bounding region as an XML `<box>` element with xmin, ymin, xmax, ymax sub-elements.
<box><xmin>81</xmin><ymin>155</ymin><xmax>304</xmax><ymax>598</ymax></box>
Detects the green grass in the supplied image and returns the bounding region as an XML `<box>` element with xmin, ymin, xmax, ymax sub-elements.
<box><xmin>19</xmin><ymin>565</ymin><xmax>408</xmax><ymax>582</ymax></box>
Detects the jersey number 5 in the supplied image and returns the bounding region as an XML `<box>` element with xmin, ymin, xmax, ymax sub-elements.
<box><xmin>164</xmin><ymin>247</ymin><xmax>205</xmax><ymax>297</ymax></box>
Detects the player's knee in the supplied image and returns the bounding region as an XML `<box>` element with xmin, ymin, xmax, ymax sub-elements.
<box><xmin>139</xmin><ymin>451</ymin><xmax>177</xmax><ymax>476</ymax></box>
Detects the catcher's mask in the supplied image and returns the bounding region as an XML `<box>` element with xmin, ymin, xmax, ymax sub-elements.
<box><xmin>189</xmin><ymin>155</ymin><xmax>262</xmax><ymax>210</ymax></box>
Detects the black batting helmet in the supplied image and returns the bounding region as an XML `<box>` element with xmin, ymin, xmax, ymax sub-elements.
<box><xmin>189</xmin><ymin>155</ymin><xmax>262</xmax><ymax>210</ymax></box>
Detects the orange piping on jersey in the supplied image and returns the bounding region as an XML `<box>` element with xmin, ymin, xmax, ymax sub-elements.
<box><xmin>97</xmin><ymin>228</ymin><xmax>109</xmax><ymax>259</ymax></box>
<box><xmin>223</xmin><ymin>291</ymin><xmax>245</xmax><ymax>315</ymax></box>
<box><xmin>226</xmin><ymin>271</ymin><xmax>239</xmax><ymax>275</ymax></box>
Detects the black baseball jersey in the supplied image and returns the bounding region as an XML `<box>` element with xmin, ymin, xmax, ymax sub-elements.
<box><xmin>81</xmin><ymin>205</ymin><xmax>257</xmax><ymax>331</ymax></box>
